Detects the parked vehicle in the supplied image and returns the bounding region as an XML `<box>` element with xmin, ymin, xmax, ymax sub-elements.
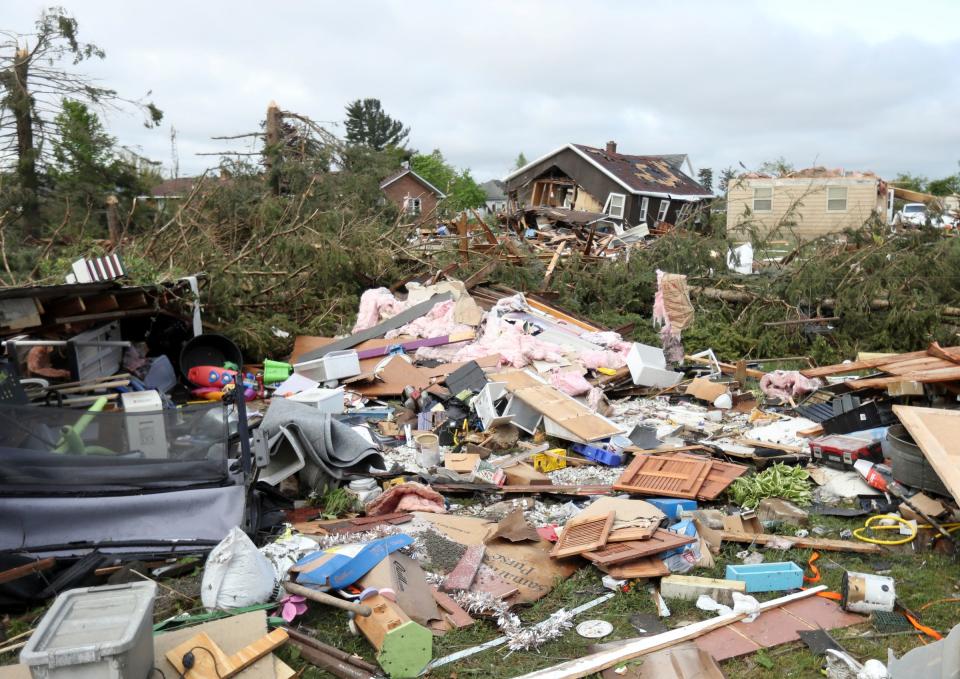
<box><xmin>894</xmin><ymin>203</ymin><xmax>928</xmax><ymax>227</ymax></box>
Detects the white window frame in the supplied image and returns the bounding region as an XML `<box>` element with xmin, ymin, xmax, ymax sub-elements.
<box><xmin>656</xmin><ymin>199</ymin><xmax>670</xmax><ymax>222</ymax></box>
<box><xmin>638</xmin><ymin>196</ymin><xmax>649</xmax><ymax>221</ymax></box>
<box><xmin>826</xmin><ymin>186</ymin><xmax>847</xmax><ymax>212</ymax></box>
<box><xmin>752</xmin><ymin>187</ymin><xmax>773</xmax><ymax>212</ymax></box>
<box><xmin>562</xmin><ymin>188</ymin><xmax>574</xmax><ymax>209</ymax></box>
<box><xmin>603</xmin><ymin>192</ymin><xmax>626</xmax><ymax>219</ymax></box>
<box><xmin>404</xmin><ymin>196</ymin><xmax>422</xmax><ymax>215</ymax></box>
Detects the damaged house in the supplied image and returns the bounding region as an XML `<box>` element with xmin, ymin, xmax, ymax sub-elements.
<box><xmin>726</xmin><ymin>168</ymin><xmax>890</xmax><ymax>240</ymax></box>
<box><xmin>504</xmin><ymin>142</ymin><xmax>713</xmax><ymax>230</ymax></box>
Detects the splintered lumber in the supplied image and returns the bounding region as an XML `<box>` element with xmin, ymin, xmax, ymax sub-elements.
<box><xmin>510</xmin><ymin>586</ymin><xmax>826</xmax><ymax>679</ymax></box>
<box><xmin>720</xmin><ymin>530</ymin><xmax>883</xmax><ymax>555</ymax></box>
<box><xmin>286</xmin><ymin>640</ymin><xmax>373</xmax><ymax>679</ymax></box>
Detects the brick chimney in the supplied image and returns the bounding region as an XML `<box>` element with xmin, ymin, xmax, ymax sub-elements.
<box><xmin>605</xmin><ymin>140</ymin><xmax>617</xmax><ymax>154</ymax></box>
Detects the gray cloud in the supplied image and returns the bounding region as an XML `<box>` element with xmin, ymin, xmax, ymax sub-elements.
<box><xmin>5</xmin><ymin>0</ymin><xmax>960</xmax><ymax>182</ymax></box>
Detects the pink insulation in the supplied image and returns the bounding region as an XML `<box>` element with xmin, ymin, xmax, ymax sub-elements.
<box><xmin>580</xmin><ymin>349</ymin><xmax>628</xmax><ymax>370</ymax></box>
<box><xmin>384</xmin><ymin>299</ymin><xmax>472</xmax><ymax>340</ymax></box>
<box><xmin>760</xmin><ymin>370</ymin><xmax>822</xmax><ymax>401</ymax></box>
<box><xmin>352</xmin><ymin>287</ymin><xmax>407</xmax><ymax>333</ymax></box>
<box><xmin>549</xmin><ymin>370</ymin><xmax>593</xmax><ymax>396</ymax></box>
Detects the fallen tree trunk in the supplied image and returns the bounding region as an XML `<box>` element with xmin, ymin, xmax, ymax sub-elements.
<box><xmin>693</xmin><ymin>287</ymin><xmax>960</xmax><ymax>318</ymax></box>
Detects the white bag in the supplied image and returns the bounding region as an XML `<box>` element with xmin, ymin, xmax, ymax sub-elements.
<box><xmin>201</xmin><ymin>527</ymin><xmax>276</xmax><ymax>610</ymax></box>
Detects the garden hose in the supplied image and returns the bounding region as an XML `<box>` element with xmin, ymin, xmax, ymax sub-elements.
<box><xmin>853</xmin><ymin>514</ymin><xmax>918</xmax><ymax>545</ymax></box>
<box><xmin>853</xmin><ymin>514</ymin><xmax>960</xmax><ymax>546</ymax></box>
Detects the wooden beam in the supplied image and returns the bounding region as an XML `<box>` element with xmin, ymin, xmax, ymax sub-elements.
<box><xmin>0</xmin><ymin>558</ymin><xmax>55</xmax><ymax>585</ymax></box>
<box><xmin>720</xmin><ymin>530</ymin><xmax>883</xmax><ymax>555</ymax></box>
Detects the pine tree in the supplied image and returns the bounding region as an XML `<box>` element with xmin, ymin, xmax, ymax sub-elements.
<box><xmin>344</xmin><ymin>98</ymin><xmax>409</xmax><ymax>151</ymax></box>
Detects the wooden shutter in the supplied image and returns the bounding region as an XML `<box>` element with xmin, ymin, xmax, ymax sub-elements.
<box><xmin>550</xmin><ymin>512</ymin><xmax>614</xmax><ymax>558</ymax></box>
<box><xmin>669</xmin><ymin>452</ymin><xmax>748</xmax><ymax>500</ymax></box>
<box><xmin>613</xmin><ymin>455</ymin><xmax>713</xmax><ymax>498</ymax></box>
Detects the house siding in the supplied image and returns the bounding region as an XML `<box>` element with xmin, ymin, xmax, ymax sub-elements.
<box><xmin>382</xmin><ymin>174</ymin><xmax>441</xmax><ymax>224</ymax></box>
<box><xmin>726</xmin><ymin>177</ymin><xmax>884</xmax><ymax>240</ymax></box>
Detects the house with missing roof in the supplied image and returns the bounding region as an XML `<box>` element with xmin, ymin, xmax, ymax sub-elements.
<box><xmin>379</xmin><ymin>166</ymin><xmax>446</xmax><ymax>224</ymax></box>
<box><xmin>503</xmin><ymin>142</ymin><xmax>713</xmax><ymax>229</ymax></box>
<box><xmin>725</xmin><ymin>168</ymin><xmax>890</xmax><ymax>240</ymax></box>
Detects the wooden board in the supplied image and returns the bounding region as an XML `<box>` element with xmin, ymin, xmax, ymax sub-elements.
<box><xmin>583</xmin><ymin>530</ymin><xmax>695</xmax><ymax>566</ymax></box>
<box><xmin>551</xmin><ymin>512</ymin><xmax>614</xmax><ymax>558</ymax></box>
<box><xmin>607</xmin><ymin>525</ymin><xmax>658</xmax><ymax>542</ymax></box>
<box><xmin>614</xmin><ymin>455</ymin><xmax>713</xmax><ymax>499</ymax></box>
<box><xmin>720</xmin><ymin>530</ymin><xmax>883</xmax><ymax>555</ymax></box>
<box><xmin>848</xmin><ymin>366</ymin><xmax>960</xmax><ymax>389</ymax></box>
<box><xmin>596</xmin><ymin>556</ymin><xmax>670</xmax><ymax>579</ymax></box>
<box><xmin>892</xmin><ymin>405</ymin><xmax>960</xmax><ymax>504</ymax></box>
<box><xmin>166</xmin><ymin>629</ymin><xmax>288</xmax><ymax>678</ymax></box>
<box><xmin>669</xmin><ymin>453</ymin><xmax>748</xmax><ymax>500</ymax></box>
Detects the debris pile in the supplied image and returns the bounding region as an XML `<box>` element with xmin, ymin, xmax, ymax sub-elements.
<box><xmin>2</xmin><ymin>261</ymin><xmax>960</xmax><ymax>679</ymax></box>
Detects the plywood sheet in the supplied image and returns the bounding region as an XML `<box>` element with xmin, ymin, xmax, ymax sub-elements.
<box><xmin>892</xmin><ymin>405</ymin><xmax>960</xmax><ymax>504</ymax></box>
<box><xmin>551</xmin><ymin>512</ymin><xmax>614</xmax><ymax>558</ymax></box>
<box><xmin>614</xmin><ymin>455</ymin><xmax>713</xmax><ymax>499</ymax></box>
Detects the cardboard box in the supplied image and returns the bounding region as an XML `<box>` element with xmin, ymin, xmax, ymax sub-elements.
<box><xmin>444</xmin><ymin>453</ymin><xmax>480</xmax><ymax>474</ymax></box>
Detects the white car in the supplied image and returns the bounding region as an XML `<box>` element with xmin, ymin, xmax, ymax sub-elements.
<box><xmin>895</xmin><ymin>203</ymin><xmax>928</xmax><ymax>227</ymax></box>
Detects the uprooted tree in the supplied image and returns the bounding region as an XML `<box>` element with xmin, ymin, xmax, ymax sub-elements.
<box><xmin>0</xmin><ymin>6</ymin><xmax>162</xmax><ymax>235</ymax></box>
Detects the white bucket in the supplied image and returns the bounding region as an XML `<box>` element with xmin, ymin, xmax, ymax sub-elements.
<box><xmin>841</xmin><ymin>571</ymin><xmax>896</xmax><ymax>613</ymax></box>
<box><xmin>415</xmin><ymin>432</ymin><xmax>441</xmax><ymax>468</ymax></box>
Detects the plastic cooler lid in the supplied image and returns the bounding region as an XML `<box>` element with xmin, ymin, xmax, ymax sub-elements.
<box><xmin>21</xmin><ymin>582</ymin><xmax>156</xmax><ymax>665</ymax></box>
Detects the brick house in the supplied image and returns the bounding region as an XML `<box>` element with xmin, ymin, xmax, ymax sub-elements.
<box><xmin>379</xmin><ymin>167</ymin><xmax>446</xmax><ymax>223</ymax></box>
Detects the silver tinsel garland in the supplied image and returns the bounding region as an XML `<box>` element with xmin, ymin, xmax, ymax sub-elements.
<box><xmin>452</xmin><ymin>591</ymin><xmax>575</xmax><ymax>653</ymax></box>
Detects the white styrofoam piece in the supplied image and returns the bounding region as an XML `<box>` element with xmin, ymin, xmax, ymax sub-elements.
<box><xmin>627</xmin><ymin>343</ymin><xmax>682</xmax><ymax>387</ymax></box>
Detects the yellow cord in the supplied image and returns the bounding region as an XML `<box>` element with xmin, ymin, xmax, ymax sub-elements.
<box><xmin>853</xmin><ymin>514</ymin><xmax>918</xmax><ymax>545</ymax></box>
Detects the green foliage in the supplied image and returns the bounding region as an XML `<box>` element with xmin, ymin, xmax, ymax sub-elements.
<box><xmin>514</xmin><ymin>151</ymin><xmax>527</xmax><ymax>169</ymax></box>
<box><xmin>757</xmin><ymin>156</ymin><xmax>794</xmax><ymax>176</ymax></box>
<box><xmin>728</xmin><ymin>463</ymin><xmax>812</xmax><ymax>509</ymax></box>
<box><xmin>50</xmin><ymin>100</ymin><xmax>130</xmax><ymax>198</ymax></box>
<box><xmin>343</xmin><ymin>98</ymin><xmax>409</xmax><ymax>151</ymax></box>
<box><xmin>410</xmin><ymin>149</ymin><xmax>485</xmax><ymax>213</ymax></box>
<box><xmin>696</xmin><ymin>167</ymin><xmax>713</xmax><ymax>192</ymax></box>
<box><xmin>891</xmin><ymin>172</ymin><xmax>928</xmax><ymax>193</ymax></box>
<box><xmin>926</xmin><ymin>172</ymin><xmax>960</xmax><ymax>196</ymax></box>
<box><xmin>718</xmin><ymin>166</ymin><xmax>736</xmax><ymax>194</ymax></box>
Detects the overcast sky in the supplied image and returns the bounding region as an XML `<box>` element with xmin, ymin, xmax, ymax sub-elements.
<box><xmin>6</xmin><ymin>1</ymin><xmax>960</xmax><ymax>183</ymax></box>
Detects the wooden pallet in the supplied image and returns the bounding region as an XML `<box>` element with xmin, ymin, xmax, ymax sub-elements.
<box><xmin>550</xmin><ymin>512</ymin><xmax>615</xmax><ymax>558</ymax></box>
<box><xmin>613</xmin><ymin>455</ymin><xmax>713</xmax><ymax>499</ymax></box>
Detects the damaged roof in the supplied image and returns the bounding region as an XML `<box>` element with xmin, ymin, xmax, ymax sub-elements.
<box><xmin>505</xmin><ymin>144</ymin><xmax>712</xmax><ymax>200</ymax></box>
<box><xmin>570</xmin><ymin>144</ymin><xmax>712</xmax><ymax>198</ymax></box>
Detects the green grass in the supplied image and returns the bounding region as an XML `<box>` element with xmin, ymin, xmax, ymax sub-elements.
<box><xmin>272</xmin><ymin>514</ymin><xmax>960</xmax><ymax>679</ymax></box>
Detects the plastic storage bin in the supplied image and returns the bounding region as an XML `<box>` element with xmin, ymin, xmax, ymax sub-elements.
<box><xmin>293</xmin><ymin>350</ymin><xmax>361</xmax><ymax>384</ymax></box>
<box><xmin>21</xmin><ymin>581</ymin><xmax>156</xmax><ymax>679</ymax></box>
